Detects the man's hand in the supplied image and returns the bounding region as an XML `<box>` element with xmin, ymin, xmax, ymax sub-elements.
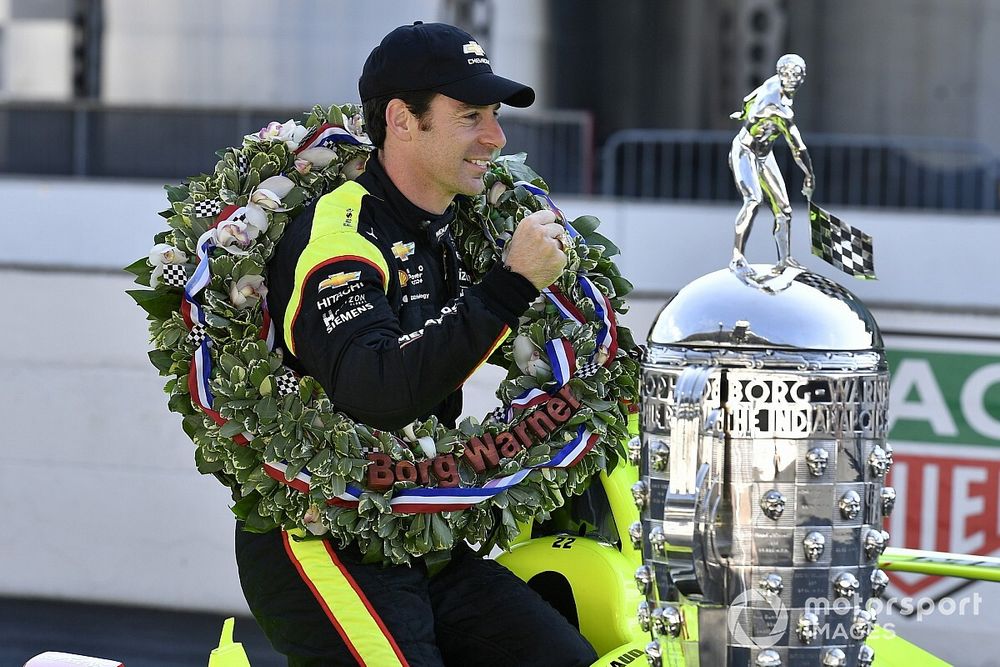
<box><xmin>503</xmin><ymin>209</ymin><xmax>568</xmax><ymax>289</ymax></box>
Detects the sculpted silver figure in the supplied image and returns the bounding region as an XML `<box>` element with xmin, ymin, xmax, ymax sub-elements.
<box><xmin>839</xmin><ymin>489</ymin><xmax>862</xmax><ymax>520</ymax></box>
<box><xmin>756</xmin><ymin>649</ymin><xmax>781</xmax><ymax>667</ymax></box>
<box><xmin>822</xmin><ymin>648</ymin><xmax>847</xmax><ymax>666</ymax></box>
<box><xmin>637</xmin><ymin>600</ymin><xmax>651</xmax><ymax>632</ymax></box>
<box><xmin>796</xmin><ymin>612</ymin><xmax>820</xmax><ymax>644</ymax></box>
<box><xmin>760</xmin><ymin>489</ymin><xmax>787</xmax><ymax>520</ymax></box>
<box><xmin>631</xmin><ymin>480</ymin><xmax>648</xmax><ymax>510</ymax></box>
<box><xmin>851</xmin><ymin>609</ymin><xmax>874</xmax><ymax>641</ymax></box>
<box><xmin>871</xmin><ymin>569</ymin><xmax>890</xmax><ymax>597</ymax></box>
<box><xmin>803</xmin><ymin>531</ymin><xmax>826</xmax><ymax>562</ymax></box>
<box><xmin>729</xmin><ymin>54</ymin><xmax>814</xmax><ymax>279</ymax></box>
<box><xmin>805</xmin><ymin>447</ymin><xmax>829</xmax><ymax>477</ymax></box>
<box><xmin>649</xmin><ymin>439</ymin><xmax>670</xmax><ymax>472</ymax></box>
<box><xmin>882</xmin><ymin>486</ymin><xmax>897</xmax><ymax>516</ymax></box>
<box><xmin>759</xmin><ymin>573</ymin><xmax>784</xmax><ymax>596</ymax></box>
<box><xmin>833</xmin><ymin>571</ymin><xmax>860</xmax><ymax>599</ymax></box>
<box><xmin>627</xmin><ymin>435</ymin><xmax>642</xmax><ymax>466</ymax></box>
<box><xmin>628</xmin><ymin>520</ymin><xmax>643</xmax><ymax>549</ymax></box>
<box><xmin>634</xmin><ymin>565</ymin><xmax>653</xmax><ymax>595</ymax></box>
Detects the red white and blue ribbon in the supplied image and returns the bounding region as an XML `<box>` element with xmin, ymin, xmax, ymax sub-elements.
<box><xmin>541</xmin><ymin>284</ymin><xmax>586</xmax><ymax>324</ymax></box>
<box><xmin>578</xmin><ymin>274</ymin><xmax>618</xmax><ymax>363</ymax></box>
<box><xmin>181</xmin><ymin>229</ymin><xmax>217</xmax><ymax>410</ymax></box>
<box><xmin>515</xmin><ymin>181</ymin><xmax>566</xmax><ymax>223</ymax></box>
<box><xmin>181</xmin><ymin>207</ymin><xmax>275</xmax><ymax>446</ymax></box>
<box><xmin>295</xmin><ymin>122</ymin><xmax>363</xmax><ymax>152</ymax></box>
<box><xmin>545</xmin><ymin>338</ymin><xmax>576</xmax><ymax>388</ymax></box>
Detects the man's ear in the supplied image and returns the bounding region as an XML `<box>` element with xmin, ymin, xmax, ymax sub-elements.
<box><xmin>385</xmin><ymin>99</ymin><xmax>413</xmax><ymax>143</ymax></box>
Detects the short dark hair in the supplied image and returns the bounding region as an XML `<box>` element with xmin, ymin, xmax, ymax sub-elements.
<box><xmin>362</xmin><ymin>90</ymin><xmax>437</xmax><ymax>150</ymax></box>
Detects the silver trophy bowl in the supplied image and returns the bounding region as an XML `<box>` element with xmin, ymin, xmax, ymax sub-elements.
<box><xmin>638</xmin><ymin>267</ymin><xmax>892</xmax><ymax>666</ymax></box>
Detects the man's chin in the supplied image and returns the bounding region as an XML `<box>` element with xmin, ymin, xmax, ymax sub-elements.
<box><xmin>458</xmin><ymin>178</ymin><xmax>487</xmax><ymax>197</ymax></box>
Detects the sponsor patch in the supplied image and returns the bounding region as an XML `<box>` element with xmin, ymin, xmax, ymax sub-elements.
<box><xmin>462</xmin><ymin>41</ymin><xmax>486</xmax><ymax>57</ymax></box>
<box><xmin>316</xmin><ymin>282</ymin><xmax>362</xmax><ymax>310</ymax></box>
<box><xmin>423</xmin><ymin>303</ymin><xmax>459</xmax><ymax>328</ymax></box>
<box><xmin>399</xmin><ymin>329</ymin><xmax>424</xmax><ymax>347</ymax></box>
<box><xmin>322</xmin><ymin>302</ymin><xmax>373</xmax><ymax>332</ymax></box>
<box><xmin>392</xmin><ymin>241</ymin><xmax>415</xmax><ymax>261</ymax></box>
<box><xmin>405</xmin><ymin>265</ymin><xmax>425</xmax><ymax>287</ymax></box>
<box><xmin>318</xmin><ymin>271</ymin><xmax>361</xmax><ymax>291</ymax></box>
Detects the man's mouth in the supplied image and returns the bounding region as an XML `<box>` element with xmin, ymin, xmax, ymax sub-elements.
<box><xmin>466</xmin><ymin>159</ymin><xmax>490</xmax><ymax>170</ymax></box>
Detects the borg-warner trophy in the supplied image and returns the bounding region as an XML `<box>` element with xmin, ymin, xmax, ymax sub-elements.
<box><xmin>634</xmin><ymin>55</ymin><xmax>892</xmax><ymax>666</ymax></box>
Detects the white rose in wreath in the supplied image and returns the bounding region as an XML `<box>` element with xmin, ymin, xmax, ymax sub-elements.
<box><xmin>512</xmin><ymin>334</ymin><xmax>552</xmax><ymax>379</ymax></box>
<box><xmin>148</xmin><ymin>243</ymin><xmax>188</xmax><ymax>287</ymax></box>
<box><xmin>296</xmin><ymin>147</ymin><xmax>337</xmax><ymax>170</ymax></box>
<box><xmin>215</xmin><ymin>220</ymin><xmax>253</xmax><ymax>254</ymax></box>
<box><xmin>244</xmin><ymin>175</ymin><xmax>296</xmax><ymax>236</ymax></box>
<box><xmin>341</xmin><ymin>156</ymin><xmax>367</xmax><ymax>180</ymax></box>
<box><xmin>253</xmin><ymin>120</ymin><xmax>308</xmax><ymax>150</ymax></box>
<box><xmin>229</xmin><ymin>275</ymin><xmax>268</xmax><ymax>309</ymax></box>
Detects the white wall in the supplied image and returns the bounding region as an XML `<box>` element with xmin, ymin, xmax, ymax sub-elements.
<box><xmin>3</xmin><ymin>177</ymin><xmax>1000</xmax><ymax>310</ymax></box>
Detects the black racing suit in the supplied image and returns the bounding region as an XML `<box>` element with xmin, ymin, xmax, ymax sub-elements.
<box><xmin>236</xmin><ymin>155</ymin><xmax>598</xmax><ymax>666</ymax></box>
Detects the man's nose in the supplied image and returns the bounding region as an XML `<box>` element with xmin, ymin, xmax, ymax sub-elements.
<box><xmin>481</xmin><ymin>114</ymin><xmax>506</xmax><ymax>151</ymax></box>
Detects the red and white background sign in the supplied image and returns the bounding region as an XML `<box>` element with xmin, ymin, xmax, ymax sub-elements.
<box><xmin>881</xmin><ymin>332</ymin><xmax>1000</xmax><ymax>662</ymax></box>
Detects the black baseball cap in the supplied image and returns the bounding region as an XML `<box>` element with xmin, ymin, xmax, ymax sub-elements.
<box><xmin>359</xmin><ymin>22</ymin><xmax>535</xmax><ymax>108</ymax></box>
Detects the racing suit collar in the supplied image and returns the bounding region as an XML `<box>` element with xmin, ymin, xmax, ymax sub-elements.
<box><xmin>362</xmin><ymin>154</ymin><xmax>455</xmax><ymax>247</ymax></box>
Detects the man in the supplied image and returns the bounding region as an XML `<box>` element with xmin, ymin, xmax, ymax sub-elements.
<box><xmin>729</xmin><ymin>53</ymin><xmax>815</xmax><ymax>279</ymax></box>
<box><xmin>235</xmin><ymin>22</ymin><xmax>597</xmax><ymax>667</ymax></box>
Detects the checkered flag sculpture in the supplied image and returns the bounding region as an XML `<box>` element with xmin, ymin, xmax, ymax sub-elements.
<box><xmin>809</xmin><ymin>201</ymin><xmax>876</xmax><ymax>279</ymax></box>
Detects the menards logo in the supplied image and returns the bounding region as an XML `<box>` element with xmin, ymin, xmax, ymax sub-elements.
<box><xmin>884</xmin><ymin>337</ymin><xmax>1000</xmax><ymax>602</ymax></box>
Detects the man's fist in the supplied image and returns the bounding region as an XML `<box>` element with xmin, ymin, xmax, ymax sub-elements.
<box><xmin>503</xmin><ymin>209</ymin><xmax>568</xmax><ymax>289</ymax></box>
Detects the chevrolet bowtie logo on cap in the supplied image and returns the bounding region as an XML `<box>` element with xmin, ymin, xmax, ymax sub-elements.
<box><xmin>462</xmin><ymin>41</ymin><xmax>486</xmax><ymax>57</ymax></box>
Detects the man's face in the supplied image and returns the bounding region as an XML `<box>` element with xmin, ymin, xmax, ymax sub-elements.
<box><xmin>408</xmin><ymin>94</ymin><xmax>507</xmax><ymax>202</ymax></box>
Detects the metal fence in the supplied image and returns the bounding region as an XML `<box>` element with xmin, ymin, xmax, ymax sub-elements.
<box><xmin>5</xmin><ymin>103</ymin><xmax>997</xmax><ymax>210</ymax></box>
<box><xmin>0</xmin><ymin>103</ymin><xmax>594</xmax><ymax>194</ymax></box>
<box><xmin>601</xmin><ymin>129</ymin><xmax>1000</xmax><ymax>211</ymax></box>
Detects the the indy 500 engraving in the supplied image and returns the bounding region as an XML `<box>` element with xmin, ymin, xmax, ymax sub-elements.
<box><xmin>643</xmin><ymin>371</ymin><xmax>889</xmax><ymax>439</ymax></box>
